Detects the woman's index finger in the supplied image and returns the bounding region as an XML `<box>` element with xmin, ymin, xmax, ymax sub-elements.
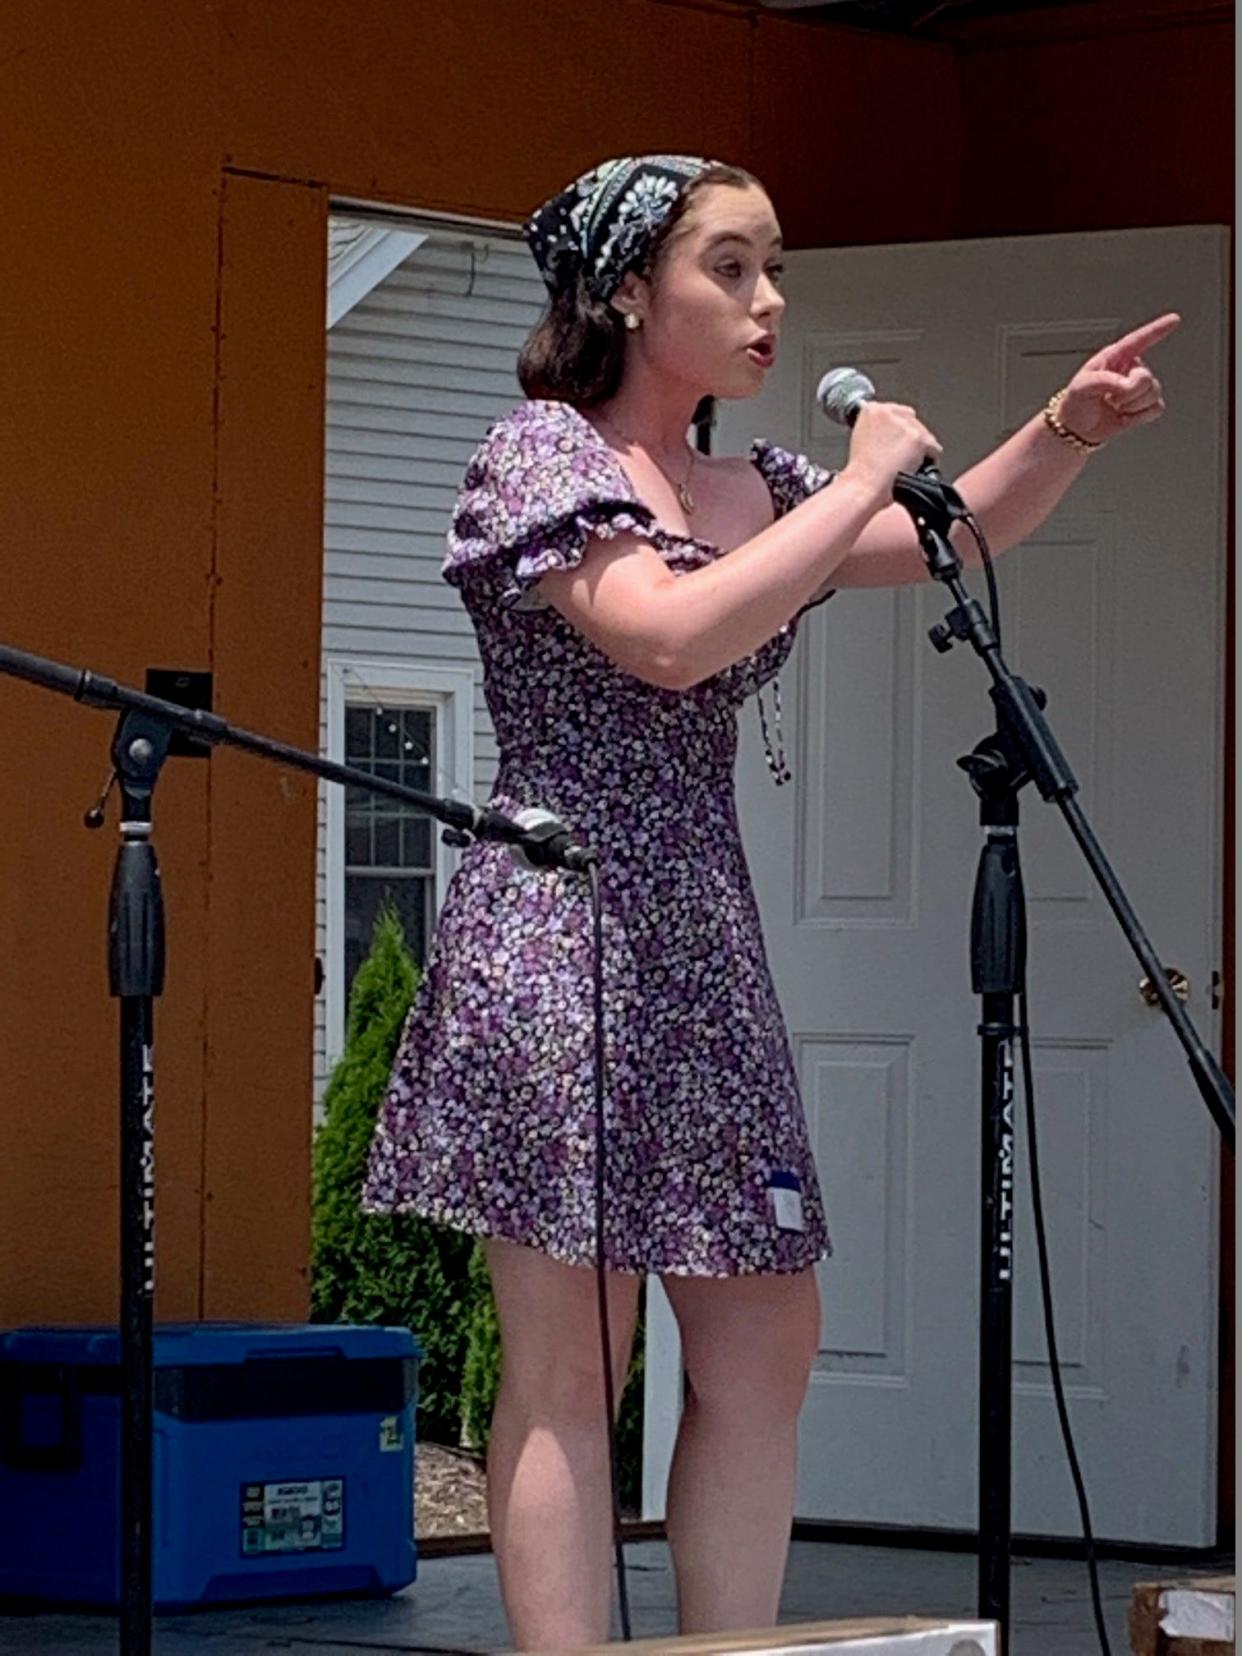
<box><xmin>1105</xmin><ymin>312</ymin><xmax>1181</xmax><ymax>368</ymax></box>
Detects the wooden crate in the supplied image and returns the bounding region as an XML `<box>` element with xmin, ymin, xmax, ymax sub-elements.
<box><xmin>1128</xmin><ymin>1574</ymin><xmax>1235</xmax><ymax>1656</ymax></box>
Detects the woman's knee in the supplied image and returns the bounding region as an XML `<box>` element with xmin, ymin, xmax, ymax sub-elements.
<box><xmin>485</xmin><ymin>1239</ymin><xmax>640</xmax><ymax>1421</ymax></box>
<box><xmin>670</xmin><ymin>1269</ymin><xmax>821</xmax><ymax>1421</ymax></box>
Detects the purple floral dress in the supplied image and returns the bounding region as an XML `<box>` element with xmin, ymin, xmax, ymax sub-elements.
<box><xmin>361</xmin><ymin>398</ymin><xmax>837</xmax><ymax>1277</ymax></box>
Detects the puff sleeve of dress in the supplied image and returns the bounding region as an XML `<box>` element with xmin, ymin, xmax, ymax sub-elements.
<box><xmin>443</xmin><ymin>399</ymin><xmax>662</xmax><ymax>613</ymax></box>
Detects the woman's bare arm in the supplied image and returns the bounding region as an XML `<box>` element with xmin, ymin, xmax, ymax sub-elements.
<box><xmin>537</xmin><ymin>469</ymin><xmax>888</xmax><ymax>690</ymax></box>
<box><xmin>818</xmin><ymin>411</ymin><xmax>1090</xmax><ymax>592</ymax></box>
<box><xmin>820</xmin><ymin>315</ymin><xmax>1177</xmax><ymax>592</ymax></box>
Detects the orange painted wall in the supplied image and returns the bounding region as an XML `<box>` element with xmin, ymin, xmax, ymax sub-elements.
<box><xmin>0</xmin><ymin>1</ymin><xmax>221</xmax><ymax>1323</ymax></box>
<box><xmin>0</xmin><ymin>0</ymin><xmax>1230</xmax><ymax>1335</ymax></box>
<box><xmin>958</xmin><ymin>9</ymin><xmax>1234</xmax><ymax>237</ymax></box>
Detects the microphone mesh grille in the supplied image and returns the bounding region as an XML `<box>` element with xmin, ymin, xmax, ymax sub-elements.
<box><xmin>816</xmin><ymin>367</ymin><xmax>876</xmax><ymax>425</ymax></box>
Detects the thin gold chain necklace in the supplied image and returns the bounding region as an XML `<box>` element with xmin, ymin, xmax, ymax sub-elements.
<box><xmin>597</xmin><ymin>413</ymin><xmax>696</xmax><ymax>516</ymax></box>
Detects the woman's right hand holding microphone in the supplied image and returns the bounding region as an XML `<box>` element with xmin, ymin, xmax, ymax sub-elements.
<box><xmin>841</xmin><ymin>401</ymin><xmax>943</xmax><ymax>502</ymax></box>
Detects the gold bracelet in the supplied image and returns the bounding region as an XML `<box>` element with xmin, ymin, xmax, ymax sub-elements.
<box><xmin>1042</xmin><ymin>387</ymin><xmax>1102</xmax><ymax>454</ymax></box>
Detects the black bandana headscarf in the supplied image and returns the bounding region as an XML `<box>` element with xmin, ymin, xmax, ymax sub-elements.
<box><xmin>524</xmin><ymin>154</ymin><xmax>717</xmax><ymax>303</ymax></box>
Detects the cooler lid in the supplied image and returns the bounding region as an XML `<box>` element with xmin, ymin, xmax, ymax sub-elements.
<box><xmin>0</xmin><ymin>1322</ymin><xmax>420</xmax><ymax>1367</ymax></box>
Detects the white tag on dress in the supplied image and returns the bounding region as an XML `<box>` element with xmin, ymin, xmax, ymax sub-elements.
<box><xmin>769</xmin><ymin>1173</ymin><xmax>805</xmax><ymax>1233</ymax></box>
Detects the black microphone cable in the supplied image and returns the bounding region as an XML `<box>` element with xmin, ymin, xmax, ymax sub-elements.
<box><xmin>1016</xmin><ymin>955</ymin><xmax>1113</xmax><ymax>1656</ymax></box>
<box><xmin>586</xmin><ymin>858</ymin><xmax>634</xmax><ymax>1641</ymax></box>
<box><xmin>962</xmin><ymin>507</ymin><xmax>1003</xmax><ymax>652</ymax></box>
<box><xmin>506</xmin><ymin>815</ymin><xmax>632</xmax><ymax>1638</ymax></box>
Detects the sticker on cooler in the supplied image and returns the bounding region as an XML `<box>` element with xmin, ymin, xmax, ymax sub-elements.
<box><xmin>240</xmin><ymin>1478</ymin><xmax>346</xmax><ymax>1556</ymax></box>
<box><xmin>768</xmin><ymin>1170</ymin><xmax>805</xmax><ymax>1233</ymax></box>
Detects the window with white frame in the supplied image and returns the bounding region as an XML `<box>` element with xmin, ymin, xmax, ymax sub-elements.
<box><xmin>343</xmin><ymin>700</ymin><xmax>435</xmax><ymax>987</ymax></box>
<box><xmin>324</xmin><ymin>660</ymin><xmax>475</xmax><ymax>1069</ymax></box>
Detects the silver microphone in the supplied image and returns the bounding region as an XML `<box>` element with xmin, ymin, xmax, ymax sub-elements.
<box><xmin>816</xmin><ymin>365</ymin><xmax>943</xmax><ymax>483</ymax></box>
<box><xmin>816</xmin><ymin>366</ymin><xmax>876</xmax><ymax>428</ymax></box>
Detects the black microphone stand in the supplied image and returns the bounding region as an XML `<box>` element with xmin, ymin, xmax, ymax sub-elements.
<box><xmin>0</xmin><ymin>641</ymin><xmax>595</xmax><ymax>1656</ymax></box>
<box><xmin>887</xmin><ymin>467</ymin><xmax>1235</xmax><ymax>1655</ymax></box>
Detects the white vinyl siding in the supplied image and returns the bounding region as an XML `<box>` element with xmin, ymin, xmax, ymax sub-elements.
<box><xmin>315</xmin><ymin>225</ymin><xmax>546</xmax><ymax>1106</ymax></box>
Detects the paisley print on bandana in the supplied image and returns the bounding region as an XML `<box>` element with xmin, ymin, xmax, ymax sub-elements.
<box><xmin>524</xmin><ymin>154</ymin><xmax>713</xmax><ymax>300</ymax></box>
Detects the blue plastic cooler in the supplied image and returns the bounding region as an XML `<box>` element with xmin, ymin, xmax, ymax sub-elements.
<box><xmin>0</xmin><ymin>1322</ymin><xmax>419</xmax><ymax>1608</ymax></box>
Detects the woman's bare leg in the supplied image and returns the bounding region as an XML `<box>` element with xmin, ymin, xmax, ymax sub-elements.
<box><xmin>660</xmin><ymin>1267</ymin><xmax>821</xmax><ymax>1636</ymax></box>
<box><xmin>484</xmin><ymin>1237</ymin><xmax>642</xmax><ymax>1652</ymax></box>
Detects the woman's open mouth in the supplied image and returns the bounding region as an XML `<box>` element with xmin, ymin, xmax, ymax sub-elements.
<box><xmin>746</xmin><ymin>337</ymin><xmax>776</xmax><ymax>368</ymax></box>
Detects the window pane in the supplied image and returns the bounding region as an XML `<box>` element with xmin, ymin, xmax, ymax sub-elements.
<box><xmin>345</xmin><ymin>706</ymin><xmax>371</xmax><ymax>757</ymax></box>
<box><xmin>344</xmin><ymin>702</ymin><xmax>435</xmax><ymax>873</ymax></box>
<box><xmin>402</xmin><ymin>815</ymin><xmax>431</xmax><ymax>866</ymax></box>
<box><xmin>373</xmin><ymin>813</ymin><xmax>400</xmax><ymax>867</ymax></box>
<box><xmin>345</xmin><ymin>819</ymin><xmax>370</xmax><ymax>864</ymax></box>
<box><xmin>374</xmin><ymin>713</ymin><xmax>399</xmax><ymax>758</ymax></box>
<box><xmin>397</xmin><ymin>712</ymin><xmax>430</xmax><ymax>759</ymax></box>
<box><xmin>345</xmin><ymin>874</ymin><xmax>429</xmax><ymax>990</ymax></box>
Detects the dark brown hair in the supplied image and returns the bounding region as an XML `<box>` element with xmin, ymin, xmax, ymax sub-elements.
<box><xmin>517</xmin><ymin>162</ymin><xmax>761</xmax><ymax>410</ymax></box>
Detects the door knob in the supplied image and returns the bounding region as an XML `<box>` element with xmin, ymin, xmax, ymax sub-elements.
<box><xmin>1138</xmin><ymin>966</ymin><xmax>1190</xmax><ymax>1007</ymax></box>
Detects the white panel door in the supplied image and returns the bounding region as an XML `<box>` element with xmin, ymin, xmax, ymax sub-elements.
<box><xmin>644</xmin><ymin>227</ymin><xmax>1227</xmax><ymax>1546</ymax></box>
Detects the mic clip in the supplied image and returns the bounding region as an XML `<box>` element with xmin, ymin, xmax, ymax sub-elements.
<box><xmin>455</xmin><ymin>804</ymin><xmax>598</xmax><ymax>874</ymax></box>
<box><xmin>893</xmin><ymin>465</ymin><xmax>970</xmax><ymax>527</ymax></box>
<box><xmin>892</xmin><ymin>466</ymin><xmax>969</xmax><ymax>586</ymax></box>
<box><xmin>514</xmin><ymin>811</ymin><xmax>597</xmax><ymax>874</ymax></box>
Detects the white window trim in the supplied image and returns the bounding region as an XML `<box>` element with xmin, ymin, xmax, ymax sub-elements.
<box><xmin>324</xmin><ymin>656</ymin><xmax>475</xmax><ymax>1070</ymax></box>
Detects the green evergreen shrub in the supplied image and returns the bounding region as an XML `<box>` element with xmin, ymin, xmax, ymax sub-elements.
<box><xmin>310</xmin><ymin>903</ymin><xmax>479</xmax><ymax>1444</ymax></box>
<box><xmin>460</xmin><ymin>1241</ymin><xmax>500</xmax><ymax>1453</ymax></box>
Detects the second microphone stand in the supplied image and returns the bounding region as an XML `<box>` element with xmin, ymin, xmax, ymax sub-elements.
<box><xmin>0</xmin><ymin>641</ymin><xmax>595</xmax><ymax>1656</ymax></box>
<box><xmin>888</xmin><ymin>465</ymin><xmax>1234</xmax><ymax>1654</ymax></box>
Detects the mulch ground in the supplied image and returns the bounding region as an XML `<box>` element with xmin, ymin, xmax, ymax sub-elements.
<box><xmin>416</xmin><ymin>1442</ymin><xmax>490</xmax><ymax>1539</ymax></box>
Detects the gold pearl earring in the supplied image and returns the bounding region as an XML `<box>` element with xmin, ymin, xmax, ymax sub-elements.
<box><xmin>624</xmin><ymin>312</ymin><xmax>641</xmax><ymax>332</ymax></box>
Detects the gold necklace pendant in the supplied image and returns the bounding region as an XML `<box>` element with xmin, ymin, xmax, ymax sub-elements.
<box><xmin>599</xmin><ymin>413</ymin><xmax>695</xmax><ymax>515</ymax></box>
<box><xmin>678</xmin><ymin>448</ymin><xmax>696</xmax><ymax>515</ymax></box>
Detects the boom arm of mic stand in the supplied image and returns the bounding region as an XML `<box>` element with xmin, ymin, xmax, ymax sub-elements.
<box><xmin>884</xmin><ymin>487</ymin><xmax>1235</xmax><ymax>1147</ymax></box>
<box><xmin>0</xmin><ymin>642</ymin><xmax>595</xmax><ymax>874</ymax></box>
